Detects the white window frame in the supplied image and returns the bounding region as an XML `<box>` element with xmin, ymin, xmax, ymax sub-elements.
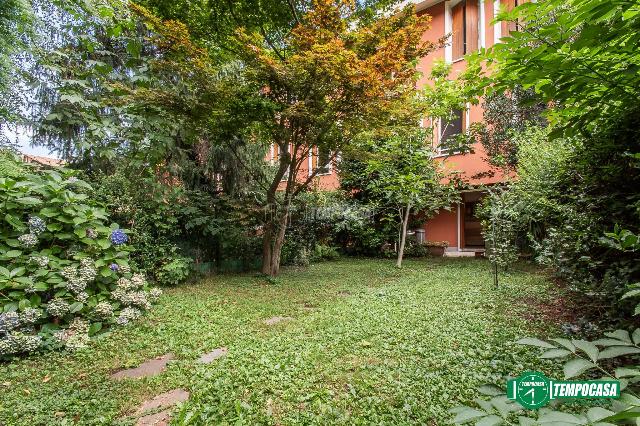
<box><xmin>434</xmin><ymin>103</ymin><xmax>470</xmax><ymax>157</ymax></box>
<box><xmin>444</xmin><ymin>1</ymin><xmax>453</xmax><ymax>63</ymax></box>
<box><xmin>479</xmin><ymin>0</ymin><xmax>486</xmax><ymax>48</ymax></box>
<box><xmin>308</xmin><ymin>146</ymin><xmax>332</xmax><ymax>177</ymax></box>
<box><xmin>493</xmin><ymin>0</ymin><xmax>502</xmax><ymax>43</ymax></box>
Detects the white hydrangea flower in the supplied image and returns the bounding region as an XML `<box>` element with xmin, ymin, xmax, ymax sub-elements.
<box><xmin>111</xmin><ymin>288</ymin><xmax>127</xmax><ymax>303</ymax></box>
<box><xmin>93</xmin><ymin>302</ymin><xmax>113</xmax><ymax>319</ymax></box>
<box><xmin>61</xmin><ymin>266</ymin><xmax>76</xmax><ymax>281</ymax></box>
<box><xmin>148</xmin><ymin>288</ymin><xmax>162</xmax><ymax>302</ymax></box>
<box><xmin>0</xmin><ymin>332</ymin><xmax>41</xmax><ymax>354</ymax></box>
<box><xmin>119</xmin><ymin>264</ymin><xmax>131</xmax><ymax>274</ymax></box>
<box><xmin>67</xmin><ymin>278</ymin><xmax>86</xmax><ymax>294</ymax></box>
<box><xmin>115</xmin><ymin>307</ymin><xmax>141</xmax><ymax>326</ymax></box>
<box><xmin>0</xmin><ymin>312</ymin><xmax>20</xmax><ymax>334</ymax></box>
<box><xmin>0</xmin><ymin>338</ymin><xmax>13</xmax><ymax>355</ymax></box>
<box><xmin>18</xmin><ymin>233</ymin><xmax>38</xmax><ymax>248</ymax></box>
<box><xmin>131</xmin><ymin>273</ymin><xmax>146</xmax><ymax>288</ymax></box>
<box><xmin>30</xmin><ymin>255</ymin><xmax>49</xmax><ymax>268</ymax></box>
<box><xmin>75</xmin><ymin>292</ymin><xmax>88</xmax><ymax>303</ymax></box>
<box><xmin>20</xmin><ymin>308</ymin><xmax>41</xmax><ymax>325</ymax></box>
<box><xmin>55</xmin><ymin>318</ymin><xmax>89</xmax><ymax>351</ymax></box>
<box><xmin>127</xmin><ymin>291</ymin><xmax>151</xmax><ymax>310</ymax></box>
<box><xmin>116</xmin><ymin>277</ymin><xmax>135</xmax><ymax>292</ymax></box>
<box><xmin>46</xmin><ymin>299</ymin><xmax>70</xmax><ymax>317</ymax></box>
<box><xmin>28</xmin><ymin>216</ymin><xmax>46</xmax><ymax>235</ymax></box>
<box><xmin>78</xmin><ymin>258</ymin><xmax>97</xmax><ymax>282</ymax></box>
<box><xmin>15</xmin><ymin>333</ymin><xmax>42</xmax><ymax>353</ymax></box>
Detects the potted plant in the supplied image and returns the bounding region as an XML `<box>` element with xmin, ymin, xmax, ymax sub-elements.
<box><xmin>425</xmin><ymin>241</ymin><xmax>449</xmax><ymax>257</ymax></box>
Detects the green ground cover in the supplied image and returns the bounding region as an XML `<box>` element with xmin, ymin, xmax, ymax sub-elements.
<box><xmin>0</xmin><ymin>258</ymin><xmax>559</xmax><ymax>425</ymax></box>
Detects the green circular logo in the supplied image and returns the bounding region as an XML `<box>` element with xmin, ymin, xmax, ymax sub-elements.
<box><xmin>514</xmin><ymin>371</ymin><xmax>550</xmax><ymax>409</ymax></box>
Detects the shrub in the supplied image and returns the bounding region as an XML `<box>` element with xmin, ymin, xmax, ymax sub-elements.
<box><xmin>155</xmin><ymin>256</ymin><xmax>194</xmax><ymax>286</ymax></box>
<box><xmin>0</xmin><ymin>153</ymin><xmax>160</xmax><ymax>358</ymax></box>
<box><xmin>453</xmin><ymin>328</ymin><xmax>640</xmax><ymax>425</ymax></box>
<box><xmin>403</xmin><ymin>240</ymin><xmax>429</xmax><ymax>258</ymax></box>
<box><xmin>311</xmin><ymin>244</ymin><xmax>340</xmax><ymax>262</ymax></box>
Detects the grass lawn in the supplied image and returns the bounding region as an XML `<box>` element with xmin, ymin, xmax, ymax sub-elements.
<box><xmin>0</xmin><ymin>258</ymin><xmax>559</xmax><ymax>425</ymax></box>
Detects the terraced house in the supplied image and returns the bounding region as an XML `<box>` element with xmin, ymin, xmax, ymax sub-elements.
<box><xmin>271</xmin><ymin>0</ymin><xmax>522</xmax><ymax>253</ymax></box>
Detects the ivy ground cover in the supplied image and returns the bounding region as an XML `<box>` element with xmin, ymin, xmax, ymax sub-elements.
<box><xmin>0</xmin><ymin>258</ymin><xmax>556</xmax><ymax>424</ymax></box>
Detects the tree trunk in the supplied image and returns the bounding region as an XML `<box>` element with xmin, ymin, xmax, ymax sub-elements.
<box><xmin>261</xmin><ymin>223</ymin><xmax>274</xmax><ymax>275</ymax></box>
<box><xmin>261</xmin><ymin>205</ymin><xmax>290</xmax><ymax>276</ymax></box>
<box><xmin>396</xmin><ymin>202</ymin><xmax>411</xmax><ymax>268</ymax></box>
<box><xmin>269</xmin><ymin>211</ymin><xmax>289</xmax><ymax>276</ymax></box>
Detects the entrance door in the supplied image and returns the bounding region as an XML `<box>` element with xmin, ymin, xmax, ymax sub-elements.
<box><xmin>464</xmin><ymin>201</ymin><xmax>484</xmax><ymax>247</ymax></box>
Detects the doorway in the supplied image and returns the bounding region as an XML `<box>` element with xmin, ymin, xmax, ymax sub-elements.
<box><xmin>463</xmin><ymin>194</ymin><xmax>485</xmax><ymax>248</ymax></box>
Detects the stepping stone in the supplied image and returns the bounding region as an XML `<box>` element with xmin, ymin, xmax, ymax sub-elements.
<box><xmin>111</xmin><ymin>354</ymin><xmax>175</xmax><ymax>380</ymax></box>
<box><xmin>197</xmin><ymin>347</ymin><xmax>228</xmax><ymax>364</ymax></box>
<box><xmin>263</xmin><ymin>316</ymin><xmax>292</xmax><ymax>326</ymax></box>
<box><xmin>136</xmin><ymin>409</ymin><xmax>172</xmax><ymax>426</ymax></box>
<box><xmin>135</xmin><ymin>389</ymin><xmax>190</xmax><ymax>415</ymax></box>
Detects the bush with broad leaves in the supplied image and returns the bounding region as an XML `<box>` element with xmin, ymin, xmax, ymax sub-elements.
<box><xmin>452</xmin><ymin>330</ymin><xmax>640</xmax><ymax>425</ymax></box>
<box><xmin>0</xmin><ymin>152</ymin><xmax>161</xmax><ymax>359</ymax></box>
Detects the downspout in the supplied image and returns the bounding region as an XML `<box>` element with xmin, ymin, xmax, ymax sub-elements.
<box><xmin>457</xmin><ymin>202</ymin><xmax>461</xmax><ymax>251</ymax></box>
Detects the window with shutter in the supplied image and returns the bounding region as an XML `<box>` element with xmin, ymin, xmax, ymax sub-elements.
<box><xmin>452</xmin><ymin>2</ymin><xmax>465</xmax><ymax>60</ymax></box>
<box><xmin>465</xmin><ymin>0</ymin><xmax>479</xmax><ymax>53</ymax></box>
<box><xmin>452</xmin><ymin>1</ymin><xmax>480</xmax><ymax>61</ymax></box>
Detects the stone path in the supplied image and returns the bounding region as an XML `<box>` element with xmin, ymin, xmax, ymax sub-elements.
<box><xmin>131</xmin><ymin>389</ymin><xmax>190</xmax><ymax>425</ymax></box>
<box><xmin>263</xmin><ymin>316</ymin><xmax>292</xmax><ymax>326</ymax></box>
<box><xmin>136</xmin><ymin>409</ymin><xmax>172</xmax><ymax>426</ymax></box>
<box><xmin>111</xmin><ymin>354</ymin><xmax>175</xmax><ymax>380</ymax></box>
<box><xmin>197</xmin><ymin>347</ymin><xmax>228</xmax><ymax>364</ymax></box>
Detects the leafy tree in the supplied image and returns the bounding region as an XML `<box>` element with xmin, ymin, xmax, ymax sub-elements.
<box><xmin>470</xmin><ymin>86</ymin><xmax>546</xmax><ymax>171</ymax></box>
<box><xmin>0</xmin><ymin>0</ymin><xmax>33</xmax><ymax>148</ymax></box>
<box><xmin>478</xmin><ymin>187</ymin><xmax>519</xmax><ymax>288</ymax></box>
<box><xmin>356</xmin><ymin>128</ymin><xmax>457</xmax><ymax>268</ymax></box>
<box><xmin>234</xmin><ymin>0</ymin><xmax>436</xmax><ymax>275</ymax></box>
<box><xmin>488</xmin><ymin>0</ymin><xmax>640</xmax><ymax>138</ymax></box>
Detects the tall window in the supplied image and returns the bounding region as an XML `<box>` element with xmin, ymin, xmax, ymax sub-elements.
<box><xmin>452</xmin><ymin>0</ymin><xmax>479</xmax><ymax>61</ymax></box>
<box><xmin>311</xmin><ymin>146</ymin><xmax>331</xmax><ymax>175</ymax></box>
<box><xmin>439</xmin><ymin>109</ymin><xmax>465</xmax><ymax>154</ymax></box>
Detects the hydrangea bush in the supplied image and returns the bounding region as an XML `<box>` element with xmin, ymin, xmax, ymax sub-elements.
<box><xmin>0</xmin><ymin>155</ymin><xmax>161</xmax><ymax>359</ymax></box>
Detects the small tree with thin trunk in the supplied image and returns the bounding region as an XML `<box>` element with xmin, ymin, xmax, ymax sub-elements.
<box><xmin>357</xmin><ymin>128</ymin><xmax>458</xmax><ymax>268</ymax></box>
<box><xmin>235</xmin><ymin>0</ymin><xmax>437</xmax><ymax>276</ymax></box>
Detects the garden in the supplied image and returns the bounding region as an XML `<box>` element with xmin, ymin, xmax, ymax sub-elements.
<box><xmin>1</xmin><ymin>259</ymin><xmax>555</xmax><ymax>424</ymax></box>
<box><xmin>1</xmin><ymin>0</ymin><xmax>640</xmax><ymax>424</ymax></box>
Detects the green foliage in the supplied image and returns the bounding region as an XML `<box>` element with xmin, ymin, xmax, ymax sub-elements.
<box><xmin>0</xmin><ymin>150</ymin><xmax>26</xmax><ymax>178</ymax></box>
<box><xmin>469</xmin><ymin>86</ymin><xmax>547</xmax><ymax>171</ymax></box>
<box><xmin>0</xmin><ymin>259</ymin><xmax>551</xmax><ymax>424</ymax></box>
<box><xmin>488</xmin><ymin>0</ymin><xmax>640</xmax><ymax>138</ymax></box>
<box><xmin>347</xmin><ymin>127</ymin><xmax>458</xmax><ymax>266</ymax></box>
<box><xmin>155</xmin><ymin>256</ymin><xmax>193</xmax><ymax>286</ymax></box>
<box><xmin>453</xmin><ymin>329</ymin><xmax>640</xmax><ymax>424</ymax></box>
<box><xmin>472</xmin><ymin>0</ymin><xmax>640</xmax><ymax>316</ymax></box>
<box><xmin>479</xmin><ymin>187</ymin><xmax>520</xmax><ymax>282</ymax></box>
<box><xmin>0</xmin><ymin>153</ymin><xmax>160</xmax><ymax>358</ymax></box>
<box><xmin>0</xmin><ymin>0</ymin><xmax>32</xmax><ymax>121</ymax></box>
<box><xmin>311</xmin><ymin>244</ymin><xmax>340</xmax><ymax>262</ymax></box>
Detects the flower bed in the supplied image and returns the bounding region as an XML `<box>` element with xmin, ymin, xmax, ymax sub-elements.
<box><xmin>0</xmin><ymin>154</ymin><xmax>160</xmax><ymax>358</ymax></box>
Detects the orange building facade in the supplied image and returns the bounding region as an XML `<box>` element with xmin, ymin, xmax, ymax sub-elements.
<box><xmin>413</xmin><ymin>0</ymin><xmax>516</xmax><ymax>252</ymax></box>
<box><xmin>272</xmin><ymin>0</ymin><xmax>519</xmax><ymax>251</ymax></box>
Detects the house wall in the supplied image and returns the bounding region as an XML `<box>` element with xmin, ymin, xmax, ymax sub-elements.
<box><xmin>419</xmin><ymin>0</ymin><xmax>511</xmax><ymax>249</ymax></box>
<box><xmin>271</xmin><ymin>149</ymin><xmax>340</xmax><ymax>192</ymax></box>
